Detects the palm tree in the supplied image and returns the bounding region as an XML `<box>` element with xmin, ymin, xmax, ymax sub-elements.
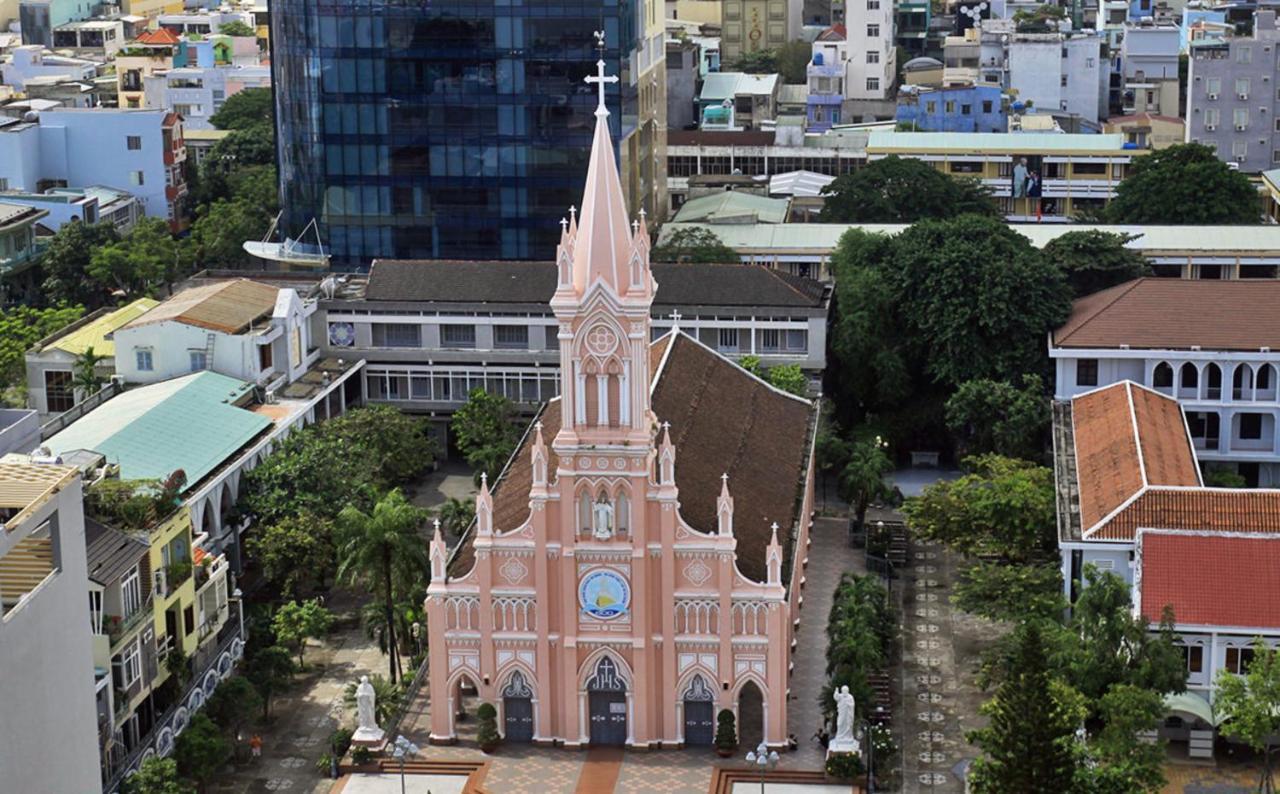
<box><xmin>437</xmin><ymin>496</ymin><xmax>476</xmax><ymax>539</ymax></box>
<box><xmin>72</xmin><ymin>346</ymin><xmax>107</xmax><ymax>401</ymax></box>
<box><xmin>335</xmin><ymin>489</ymin><xmax>428</xmax><ymax>681</ymax></box>
<box><xmin>343</xmin><ymin>674</ymin><xmax>403</xmax><ymax>726</ymax></box>
<box><xmin>839</xmin><ymin>438</ymin><xmax>894</xmax><ymax>530</ymax></box>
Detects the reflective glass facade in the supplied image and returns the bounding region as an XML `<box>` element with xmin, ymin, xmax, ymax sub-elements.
<box><xmin>270</xmin><ymin>0</ymin><xmax>665</xmax><ymax>267</ymax></box>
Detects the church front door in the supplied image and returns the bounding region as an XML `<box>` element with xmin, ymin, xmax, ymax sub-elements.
<box><xmin>682</xmin><ymin>675</ymin><xmax>715</xmax><ymax>746</ymax></box>
<box><xmin>502</xmin><ymin>671</ymin><xmax>534</xmax><ymax>743</ymax></box>
<box><xmin>586</xmin><ymin>657</ymin><xmax>627</xmax><ymax>746</ymax></box>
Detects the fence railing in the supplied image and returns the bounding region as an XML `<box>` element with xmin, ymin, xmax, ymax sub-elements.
<box><xmin>41</xmin><ymin>381</ymin><xmax>122</xmax><ymax>440</ymax></box>
<box><xmin>380</xmin><ymin>657</ymin><xmax>429</xmax><ymax>747</ymax></box>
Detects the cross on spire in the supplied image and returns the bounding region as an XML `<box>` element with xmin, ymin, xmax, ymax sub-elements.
<box><xmin>584</xmin><ymin>33</ymin><xmax>619</xmax><ymax>118</ymax></box>
<box><xmin>670</xmin><ymin>309</ymin><xmax>682</xmax><ymax>331</ymax></box>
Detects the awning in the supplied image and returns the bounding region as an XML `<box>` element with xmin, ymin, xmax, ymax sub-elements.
<box><xmin>1163</xmin><ymin>692</ymin><xmax>1219</xmax><ymax>726</ymax></box>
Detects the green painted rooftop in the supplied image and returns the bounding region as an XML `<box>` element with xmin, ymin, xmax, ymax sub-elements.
<box><xmin>867</xmin><ymin>130</ymin><xmax>1131</xmax><ymax>153</ymax></box>
<box><xmin>48</xmin><ymin>298</ymin><xmax>159</xmax><ymax>358</ymax></box>
<box><xmin>46</xmin><ymin>371</ymin><xmax>269</xmax><ymax>490</ymax></box>
<box><xmin>672</xmin><ymin>191</ymin><xmax>790</xmax><ymax>224</ymax></box>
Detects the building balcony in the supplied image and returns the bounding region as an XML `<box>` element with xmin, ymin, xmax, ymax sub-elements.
<box><xmin>807</xmin><ymin>94</ymin><xmax>844</xmax><ymax>106</ymax></box>
<box><xmin>106</xmin><ymin>599</ymin><xmax>152</xmax><ymax>652</ymax></box>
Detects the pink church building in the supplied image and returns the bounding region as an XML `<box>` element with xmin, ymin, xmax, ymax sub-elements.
<box><xmin>424</xmin><ymin>63</ymin><xmax>819</xmax><ymax>751</ymax></box>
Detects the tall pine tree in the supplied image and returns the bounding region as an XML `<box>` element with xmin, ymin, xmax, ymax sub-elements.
<box><xmin>968</xmin><ymin>622</ymin><xmax>1080</xmax><ymax>793</ymax></box>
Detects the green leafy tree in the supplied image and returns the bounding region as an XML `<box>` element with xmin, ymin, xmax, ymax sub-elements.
<box><xmin>904</xmin><ymin>455</ymin><xmax>1056</xmax><ymax>562</ymax></box>
<box><xmin>361</xmin><ymin>598</ymin><xmax>423</xmax><ymax>659</ymax></box>
<box><xmin>738</xmin><ymin>354</ymin><xmax>763</xmax><ymax>377</ymax></box>
<box><xmin>71</xmin><ymin>345</ymin><xmax>107</xmax><ymax>399</ymax></box>
<box><xmin>452</xmin><ymin>388</ymin><xmax>521</xmax><ymax>484</ymax></box>
<box><xmin>729</xmin><ymin>48</ymin><xmax>778</xmax><ymax>73</ymax></box>
<box><xmin>204</xmin><ymin>675</ymin><xmax>263</xmax><ymax>739</ymax></box>
<box><xmin>436</xmin><ymin>496</ymin><xmax>476</xmax><ymax>538</ymax></box>
<box><xmin>343</xmin><ymin>674</ymin><xmax>404</xmax><ymax>727</ymax></box>
<box><xmin>272</xmin><ymin>598</ymin><xmax>335</xmax><ymax>667</ymax></box>
<box><xmin>209</xmin><ymin>87</ymin><xmax>273</xmax><ymax>131</ymax></box>
<box><xmin>839</xmin><ymin>438</ymin><xmax>893</xmax><ymax>530</ymax></box>
<box><xmin>87</xmin><ymin>217</ymin><xmax>181</xmax><ymax>297</ymax></box>
<box><xmin>173</xmin><ymin>713</ymin><xmax>231</xmax><ymax>794</ymax></box>
<box><xmin>1106</xmin><ymin>143</ymin><xmax>1259</xmax><ymax>224</ymax></box>
<box><xmin>1075</xmin><ymin>685</ymin><xmax>1167</xmax><ymax>793</ymax></box>
<box><xmin>226</xmin><ymin>164</ymin><xmax>280</xmax><ymax>216</ymax></box>
<box><xmin>967</xmin><ymin>622</ymin><xmax>1082</xmax><ymax>794</ymax></box>
<box><xmin>335</xmin><ymin>489</ymin><xmax>429</xmax><ymax>681</ymax></box>
<box><xmin>0</xmin><ymin>304</ymin><xmax>84</xmax><ymax>394</ymax></box>
<box><xmin>1014</xmin><ymin>2</ymin><xmax>1067</xmax><ymax>30</ymax></box>
<box><xmin>322</xmin><ymin>404</ymin><xmax>435</xmax><ymax>490</ymax></box>
<box><xmin>40</xmin><ymin>221</ymin><xmax>120</xmax><ymax>306</ymax></box>
<box><xmin>246</xmin><ymin>513</ymin><xmax>335</xmax><ymax>599</ymax></box>
<box><xmin>953</xmin><ymin>562</ymin><xmax>1064</xmax><ymax>623</ymax></box>
<box><xmin>776</xmin><ymin>39</ymin><xmax>812</xmax><ymax>83</ymax></box>
<box><xmin>189</xmin><ymin>199</ymin><xmax>272</xmax><ymax>269</ymax></box>
<box><xmin>476</xmin><ymin>701</ymin><xmax>500</xmax><ymax>748</ymax></box>
<box><xmin>207</xmin><ymin>127</ymin><xmax>276</xmax><ymax>168</ymax></box>
<box><xmin>824</xmin><ymin>573</ymin><xmax>895</xmax><ymax>723</ymax></box>
<box><xmin>819</xmin><ymin>156</ymin><xmax>999</xmax><ymax>223</ymax></box>
<box><xmin>1041</xmin><ymin>230</ymin><xmax>1151</xmax><ymax>297</ymax></box>
<box><xmin>1215</xmin><ymin>638</ymin><xmax>1280</xmax><ymax>793</ymax></box>
<box><xmin>650</xmin><ymin>227</ymin><xmax>739</xmax><ymax>264</ymax></box>
<box><xmin>1062</xmin><ymin>567</ymin><xmax>1186</xmax><ymax>705</ymax></box>
<box><xmin>1205</xmin><ymin>466</ymin><xmax>1247</xmax><ymax>488</ymax></box>
<box><xmin>124</xmin><ymin>757</ymin><xmax>192</xmax><ymax>794</ymax></box>
<box><xmin>945</xmin><ymin>375</ymin><xmax>1049</xmax><ymax>459</ymax></box>
<box><xmin>887</xmin><ymin>216</ymin><xmax>1072</xmax><ymax>388</ymax></box>
<box><xmin>217</xmin><ymin>20</ymin><xmax>256</xmax><ymax>37</ymax></box>
<box><xmin>766</xmin><ymin>363</ymin><xmax>808</xmax><ymax>396</ymax></box>
<box><xmin>245</xmin><ymin>645</ymin><xmax>294</xmax><ymax>719</ymax></box>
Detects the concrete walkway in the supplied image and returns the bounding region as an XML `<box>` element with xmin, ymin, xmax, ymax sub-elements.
<box><xmin>211</xmin><ymin>591</ymin><xmax>389</xmax><ymax>794</ymax></box>
<box><xmin>786</xmin><ymin>516</ymin><xmax>865</xmax><ymax>770</ymax></box>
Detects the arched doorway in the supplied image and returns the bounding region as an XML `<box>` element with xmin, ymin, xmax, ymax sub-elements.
<box><xmin>450</xmin><ymin>673</ymin><xmax>480</xmax><ymax>742</ymax></box>
<box><xmin>502</xmin><ymin>670</ymin><xmax>534</xmax><ymax>743</ymax></box>
<box><xmin>682</xmin><ymin>674</ymin><xmax>715</xmax><ymax>746</ymax></box>
<box><xmin>737</xmin><ymin>680</ymin><xmax>764</xmax><ymax>750</ymax></box>
<box><xmin>586</xmin><ymin>656</ymin><xmax>627</xmax><ymax>746</ymax></box>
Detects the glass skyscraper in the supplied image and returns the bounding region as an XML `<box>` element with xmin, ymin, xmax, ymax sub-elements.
<box><xmin>269</xmin><ymin>0</ymin><xmax>668</xmax><ymax>268</ymax></box>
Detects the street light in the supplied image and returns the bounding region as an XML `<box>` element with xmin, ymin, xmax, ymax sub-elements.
<box><xmin>745</xmin><ymin>740</ymin><xmax>779</xmax><ymax>794</ymax></box>
<box><xmin>391</xmin><ymin>734</ymin><xmax>420</xmax><ymax>794</ymax></box>
<box><xmin>231</xmin><ymin>587</ymin><xmax>245</xmax><ymax>641</ymax></box>
<box><xmin>860</xmin><ymin>705</ymin><xmax>887</xmax><ymax>794</ymax></box>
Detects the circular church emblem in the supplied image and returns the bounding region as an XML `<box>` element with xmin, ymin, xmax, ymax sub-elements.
<box><xmin>579</xmin><ymin>569</ymin><xmax>631</xmax><ymax>620</ymax></box>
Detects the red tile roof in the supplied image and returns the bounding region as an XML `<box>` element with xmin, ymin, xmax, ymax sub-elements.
<box><xmin>1093</xmin><ymin>487</ymin><xmax>1280</xmax><ymax>540</ymax></box>
<box><xmin>1140</xmin><ymin>532</ymin><xmax>1280</xmax><ymax>628</ymax></box>
<box><xmin>449</xmin><ymin>332</ymin><xmax>815</xmax><ymax>583</ymax></box>
<box><xmin>1054</xmin><ymin>278</ymin><xmax>1280</xmax><ymax>351</ymax></box>
<box><xmin>1071</xmin><ymin>382</ymin><xmax>1200</xmax><ymax>531</ymax></box>
<box><xmin>135</xmin><ymin>28</ymin><xmax>180</xmax><ymax>46</ymax></box>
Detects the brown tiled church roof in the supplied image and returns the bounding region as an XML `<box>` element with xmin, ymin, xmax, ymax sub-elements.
<box><xmin>1054</xmin><ymin>278</ymin><xmax>1280</xmax><ymax>351</ymax></box>
<box><xmin>449</xmin><ymin>331</ymin><xmax>815</xmax><ymax>583</ymax></box>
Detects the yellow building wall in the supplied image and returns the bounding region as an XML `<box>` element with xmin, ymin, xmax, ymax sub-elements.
<box><xmin>122</xmin><ymin>0</ymin><xmax>185</xmax><ymax>17</ymax></box>
<box><xmin>148</xmin><ymin>510</ymin><xmax>198</xmax><ymax>671</ymax></box>
<box><xmin>671</xmin><ymin>0</ymin><xmax>722</xmax><ymax>25</ymax></box>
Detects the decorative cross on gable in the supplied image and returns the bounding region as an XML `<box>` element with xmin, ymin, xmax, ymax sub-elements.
<box><xmin>584</xmin><ymin>34</ymin><xmax>619</xmax><ymax>117</ymax></box>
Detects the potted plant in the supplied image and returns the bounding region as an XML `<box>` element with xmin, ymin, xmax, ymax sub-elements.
<box><xmin>476</xmin><ymin>702</ymin><xmax>500</xmax><ymax>753</ymax></box>
<box><xmin>715</xmin><ymin>709</ymin><xmax>737</xmax><ymax>757</ymax></box>
<box><xmin>825</xmin><ymin>751</ymin><xmax>864</xmax><ymax>782</ymax></box>
<box><xmin>351</xmin><ymin>745</ymin><xmax>373</xmax><ymax>767</ymax></box>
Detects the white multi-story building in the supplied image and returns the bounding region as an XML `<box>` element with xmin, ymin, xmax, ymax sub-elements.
<box><xmin>1008</xmin><ymin>31</ymin><xmax>1108</xmax><ymax>123</ymax></box>
<box><xmin>143</xmin><ymin>64</ymin><xmax>269</xmax><ymax>130</ymax></box>
<box><xmin>0</xmin><ymin>462</ymin><xmax>101</xmax><ymax>794</ymax></box>
<box><xmin>0</xmin><ymin>107</ymin><xmax>188</xmax><ymax>231</ymax></box>
<box><xmin>0</xmin><ymin>44</ymin><xmax>99</xmax><ymax>91</ymax></box>
<box><xmin>844</xmin><ymin>1</ymin><xmax>895</xmax><ymax>101</ymax></box>
<box><xmin>1051</xmin><ymin>278</ymin><xmax>1280</xmax><ymax>486</ymax></box>
<box><xmin>114</xmin><ymin>278</ymin><xmax>319</xmax><ymax>392</ymax></box>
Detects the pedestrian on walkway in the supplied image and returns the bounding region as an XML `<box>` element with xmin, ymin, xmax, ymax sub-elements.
<box><xmin>249</xmin><ymin>734</ymin><xmax>263</xmax><ymax>760</ymax></box>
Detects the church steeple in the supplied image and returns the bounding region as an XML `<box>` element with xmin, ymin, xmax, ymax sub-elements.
<box><xmin>550</xmin><ymin>43</ymin><xmax>657</xmax><ymax>445</ymax></box>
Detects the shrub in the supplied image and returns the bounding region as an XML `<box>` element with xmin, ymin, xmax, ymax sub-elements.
<box><xmin>715</xmin><ymin>708</ymin><xmax>738</xmax><ymax>751</ymax></box>
<box><xmin>329</xmin><ymin>727</ymin><xmax>353</xmax><ymax>757</ymax></box>
<box><xmin>351</xmin><ymin>745</ymin><xmax>372</xmax><ymax>765</ymax></box>
<box><xmin>476</xmin><ymin>702</ymin><xmax>500</xmax><ymax>748</ymax></box>
<box><xmin>825</xmin><ymin>751</ymin><xmax>865</xmax><ymax>780</ymax></box>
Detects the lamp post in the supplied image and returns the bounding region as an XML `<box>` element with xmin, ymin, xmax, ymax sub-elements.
<box><xmin>391</xmin><ymin>735</ymin><xmax>419</xmax><ymax>794</ymax></box>
<box><xmin>745</xmin><ymin>740</ymin><xmax>779</xmax><ymax>794</ymax></box>
<box><xmin>231</xmin><ymin>587</ymin><xmax>245</xmax><ymax>641</ymax></box>
<box><xmin>861</xmin><ymin>705</ymin><xmax>887</xmax><ymax>794</ymax></box>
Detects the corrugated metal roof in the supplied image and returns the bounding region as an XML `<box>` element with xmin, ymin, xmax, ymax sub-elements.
<box><xmin>45</xmin><ymin>372</ymin><xmax>269</xmax><ymax>491</ymax></box>
<box><xmin>50</xmin><ymin>298</ymin><xmax>160</xmax><ymax>358</ymax></box>
<box><xmin>672</xmin><ymin>191</ymin><xmax>790</xmax><ymax>224</ymax></box>
<box><xmin>123</xmin><ymin>279</ymin><xmax>279</xmax><ymax>335</ymax></box>
<box><xmin>867</xmin><ymin>130</ymin><xmax>1130</xmax><ymax>153</ymax></box>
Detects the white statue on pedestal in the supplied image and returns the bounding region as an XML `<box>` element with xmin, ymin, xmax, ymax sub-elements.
<box><xmin>827</xmin><ymin>685</ymin><xmax>860</xmax><ymax>757</ymax></box>
<box><xmin>593</xmin><ymin>496</ymin><xmax>614</xmax><ymax>540</ymax></box>
<box><xmin>352</xmin><ymin>674</ymin><xmax>385</xmax><ymax>747</ymax></box>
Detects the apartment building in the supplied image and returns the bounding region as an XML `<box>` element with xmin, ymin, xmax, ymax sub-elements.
<box><xmin>844</xmin><ymin>4</ymin><xmax>895</xmax><ymax>103</ymax></box>
<box><xmin>0</xmin><ymin>199</ymin><xmax>47</xmax><ymax>282</ymax></box>
<box><xmin>0</xmin><ymin>44</ymin><xmax>100</xmax><ymax>91</ymax></box>
<box><xmin>1051</xmin><ymin>278</ymin><xmax>1280</xmax><ymax>487</ymax></box>
<box><xmin>0</xmin><ymin>184</ymin><xmax>141</xmax><ymax>235</ymax></box>
<box><xmin>116</xmin><ymin>28</ymin><xmax>184</xmax><ymax>110</ymax></box>
<box><xmin>1187</xmin><ymin>9</ymin><xmax>1280</xmax><ymax>173</ymax></box>
<box><xmin>865</xmin><ymin>130</ymin><xmax>1142</xmax><ymax>219</ymax></box>
<box><xmin>721</xmin><ymin>0</ymin><xmax>803</xmax><ymax>63</ymax></box>
<box><xmin>896</xmin><ymin>84</ymin><xmax>1007</xmax><ymax>132</ymax></box>
<box><xmin>316</xmin><ymin>259</ymin><xmax>829</xmax><ymax>446</ymax></box>
<box><xmin>0</xmin><ymin>462</ymin><xmax>101</xmax><ymax>793</ymax></box>
<box><xmin>1119</xmin><ymin>20</ymin><xmax>1181</xmax><ymax>116</ymax></box>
